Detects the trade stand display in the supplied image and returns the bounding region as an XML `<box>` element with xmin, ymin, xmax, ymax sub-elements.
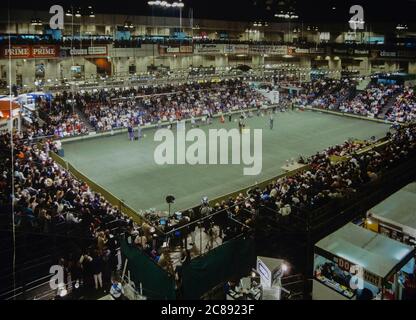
<box><xmin>366</xmin><ymin>182</ymin><xmax>416</xmax><ymax>246</ymax></box>
<box><xmin>313</xmin><ymin>223</ymin><xmax>415</xmax><ymax>300</ymax></box>
<box><xmin>0</xmin><ymin>99</ymin><xmax>21</xmax><ymax>132</ymax></box>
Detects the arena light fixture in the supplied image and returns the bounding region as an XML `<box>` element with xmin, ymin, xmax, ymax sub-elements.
<box><xmin>124</xmin><ymin>21</ymin><xmax>134</xmax><ymax>29</ymax></box>
<box><xmin>31</xmin><ymin>18</ymin><xmax>42</xmax><ymax>26</ymax></box>
<box><xmin>396</xmin><ymin>24</ymin><xmax>408</xmax><ymax>30</ymax></box>
<box><xmin>149</xmin><ymin>0</ymin><xmax>184</xmax><ymax>8</ymax></box>
<box><xmin>275</xmin><ymin>11</ymin><xmax>298</xmax><ymax>19</ymax></box>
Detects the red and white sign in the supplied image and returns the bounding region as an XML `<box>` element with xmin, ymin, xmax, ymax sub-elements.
<box><xmin>32</xmin><ymin>46</ymin><xmax>58</xmax><ymax>58</ymax></box>
<box><xmin>1</xmin><ymin>45</ymin><xmax>59</xmax><ymax>59</ymax></box>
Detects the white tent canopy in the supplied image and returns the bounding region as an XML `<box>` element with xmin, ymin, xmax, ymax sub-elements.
<box><xmin>316</xmin><ymin>223</ymin><xmax>414</xmax><ymax>279</ymax></box>
<box><xmin>368</xmin><ymin>182</ymin><xmax>416</xmax><ymax>237</ymax></box>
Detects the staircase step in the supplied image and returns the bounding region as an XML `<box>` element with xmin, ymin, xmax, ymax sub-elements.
<box><xmin>378</xmin><ymin>92</ymin><xmax>400</xmax><ymax>119</ymax></box>
<box><xmin>74</xmin><ymin>106</ymin><xmax>94</xmax><ymax>132</ymax></box>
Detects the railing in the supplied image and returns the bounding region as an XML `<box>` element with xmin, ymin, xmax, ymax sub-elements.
<box><xmin>2</xmin><ymin>33</ymin><xmax>416</xmax><ymax>52</ymax></box>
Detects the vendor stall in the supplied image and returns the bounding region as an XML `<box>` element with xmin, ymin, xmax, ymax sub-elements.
<box><xmin>0</xmin><ymin>99</ymin><xmax>21</xmax><ymax>132</ymax></box>
<box><xmin>366</xmin><ymin>182</ymin><xmax>416</xmax><ymax>246</ymax></box>
<box><xmin>313</xmin><ymin>223</ymin><xmax>415</xmax><ymax>300</ymax></box>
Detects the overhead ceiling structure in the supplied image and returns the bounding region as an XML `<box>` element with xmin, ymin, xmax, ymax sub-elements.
<box><xmin>2</xmin><ymin>0</ymin><xmax>416</xmax><ymax>23</ymax></box>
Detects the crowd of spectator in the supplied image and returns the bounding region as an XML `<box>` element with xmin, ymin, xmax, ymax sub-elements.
<box><xmin>299</xmin><ymin>139</ymin><xmax>374</xmax><ymax>167</ymax></box>
<box><xmin>338</xmin><ymin>84</ymin><xmax>401</xmax><ymax>116</ymax></box>
<box><xmin>224</xmin><ymin>123</ymin><xmax>416</xmax><ymax>227</ymax></box>
<box><xmin>23</xmin><ymin>94</ymin><xmax>89</xmax><ymax>139</ymax></box>
<box><xmin>296</xmin><ymin>79</ymin><xmax>355</xmax><ymax>109</ymax></box>
<box><xmin>294</xmin><ymin>79</ymin><xmax>416</xmax><ymax>122</ymax></box>
<box><xmin>77</xmin><ymin>79</ymin><xmax>267</xmax><ymax>131</ymax></box>
<box><xmin>2</xmin><ymin>75</ymin><xmax>416</xmax><ymax>298</ymax></box>
<box><xmin>0</xmin><ymin>132</ymin><xmax>130</xmax><ymax>294</ymax></box>
<box><xmin>386</xmin><ymin>87</ymin><xmax>416</xmax><ymax>123</ymax></box>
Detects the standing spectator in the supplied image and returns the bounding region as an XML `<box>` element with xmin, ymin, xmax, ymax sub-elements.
<box><xmin>127</xmin><ymin>123</ymin><xmax>134</xmax><ymax>141</ymax></box>
<box><xmin>137</xmin><ymin>123</ymin><xmax>142</xmax><ymax>141</ymax></box>
<box><xmin>91</xmin><ymin>250</ymin><xmax>104</xmax><ymax>291</ymax></box>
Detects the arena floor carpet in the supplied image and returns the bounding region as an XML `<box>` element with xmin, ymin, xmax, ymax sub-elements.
<box><xmin>62</xmin><ymin>110</ymin><xmax>390</xmax><ymax>212</ymax></box>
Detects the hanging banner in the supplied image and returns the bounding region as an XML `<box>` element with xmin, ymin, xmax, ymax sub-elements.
<box><xmin>354</xmin><ymin>49</ymin><xmax>369</xmax><ymax>56</ymax></box>
<box><xmin>293</xmin><ymin>47</ymin><xmax>310</xmax><ymax>55</ymax></box>
<box><xmin>309</xmin><ymin>47</ymin><xmax>326</xmax><ymax>54</ymax></box>
<box><xmin>61</xmin><ymin>46</ymin><xmax>108</xmax><ymax>57</ymax></box>
<box><xmin>224</xmin><ymin>44</ymin><xmax>249</xmax><ymax>55</ymax></box>
<box><xmin>194</xmin><ymin>44</ymin><xmax>224</xmax><ymax>55</ymax></box>
<box><xmin>379</xmin><ymin>51</ymin><xmax>397</xmax><ymax>57</ymax></box>
<box><xmin>1</xmin><ymin>45</ymin><xmax>59</xmax><ymax>59</ymax></box>
<box><xmin>159</xmin><ymin>45</ymin><xmax>193</xmax><ymax>56</ymax></box>
<box><xmin>249</xmin><ymin>45</ymin><xmax>288</xmax><ymax>55</ymax></box>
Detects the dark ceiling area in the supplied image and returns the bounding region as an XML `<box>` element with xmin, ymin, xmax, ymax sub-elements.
<box><xmin>2</xmin><ymin>0</ymin><xmax>416</xmax><ymax>23</ymax></box>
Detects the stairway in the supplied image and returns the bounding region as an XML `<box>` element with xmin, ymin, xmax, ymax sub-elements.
<box><xmin>334</xmin><ymin>87</ymin><xmax>357</xmax><ymax>110</ymax></box>
<box><xmin>74</xmin><ymin>105</ymin><xmax>94</xmax><ymax>132</ymax></box>
<box><xmin>377</xmin><ymin>93</ymin><xmax>400</xmax><ymax>119</ymax></box>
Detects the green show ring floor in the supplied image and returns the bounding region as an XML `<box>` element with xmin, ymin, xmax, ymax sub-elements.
<box><xmin>62</xmin><ymin>111</ymin><xmax>390</xmax><ymax>213</ymax></box>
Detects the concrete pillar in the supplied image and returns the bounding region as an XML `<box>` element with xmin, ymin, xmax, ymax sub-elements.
<box><xmin>299</xmin><ymin>57</ymin><xmax>312</xmax><ymax>82</ymax></box>
<box><xmin>384</xmin><ymin>61</ymin><xmax>398</xmax><ymax>73</ymax></box>
<box><xmin>215</xmin><ymin>55</ymin><xmax>228</xmax><ymax>68</ymax></box>
<box><xmin>409</xmin><ymin>61</ymin><xmax>416</xmax><ymax>74</ymax></box>
<box><xmin>45</xmin><ymin>60</ymin><xmax>59</xmax><ymax>82</ymax></box>
<box><xmin>328</xmin><ymin>58</ymin><xmax>342</xmax><ymax>79</ymax></box>
<box><xmin>18</xmin><ymin>59</ymin><xmax>34</xmax><ymax>87</ymax></box>
<box><xmin>84</xmin><ymin>58</ymin><xmax>98</xmax><ymax>80</ymax></box>
<box><xmin>358</xmin><ymin>57</ymin><xmax>370</xmax><ymax>76</ymax></box>
<box><xmin>9</xmin><ymin>60</ymin><xmax>17</xmax><ymax>86</ymax></box>
<box><xmin>251</xmin><ymin>55</ymin><xmax>265</xmax><ymax>67</ymax></box>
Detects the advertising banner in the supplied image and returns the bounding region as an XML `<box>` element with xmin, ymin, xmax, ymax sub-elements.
<box><xmin>159</xmin><ymin>45</ymin><xmax>193</xmax><ymax>56</ymax></box>
<box><xmin>293</xmin><ymin>47</ymin><xmax>310</xmax><ymax>55</ymax></box>
<box><xmin>194</xmin><ymin>44</ymin><xmax>224</xmax><ymax>55</ymax></box>
<box><xmin>309</xmin><ymin>47</ymin><xmax>326</xmax><ymax>54</ymax></box>
<box><xmin>354</xmin><ymin>49</ymin><xmax>369</xmax><ymax>56</ymax></box>
<box><xmin>62</xmin><ymin>46</ymin><xmax>108</xmax><ymax>57</ymax></box>
<box><xmin>224</xmin><ymin>44</ymin><xmax>249</xmax><ymax>55</ymax></box>
<box><xmin>379</xmin><ymin>51</ymin><xmax>397</xmax><ymax>57</ymax></box>
<box><xmin>1</xmin><ymin>45</ymin><xmax>59</xmax><ymax>59</ymax></box>
<box><xmin>249</xmin><ymin>45</ymin><xmax>288</xmax><ymax>55</ymax></box>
